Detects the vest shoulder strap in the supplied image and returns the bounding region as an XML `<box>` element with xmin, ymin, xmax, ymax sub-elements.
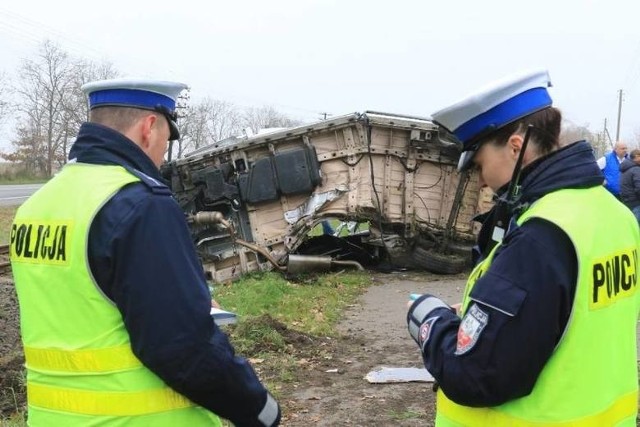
<box><xmin>124</xmin><ymin>167</ymin><xmax>172</xmax><ymax>196</ymax></box>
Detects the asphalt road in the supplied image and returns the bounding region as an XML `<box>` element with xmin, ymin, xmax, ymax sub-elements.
<box><xmin>0</xmin><ymin>184</ymin><xmax>42</xmax><ymax>206</ymax></box>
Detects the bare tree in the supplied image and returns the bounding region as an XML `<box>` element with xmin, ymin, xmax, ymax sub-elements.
<box><xmin>0</xmin><ymin>71</ymin><xmax>10</xmax><ymax>126</ymax></box>
<box><xmin>2</xmin><ymin>40</ymin><xmax>119</xmax><ymax>176</ymax></box>
<box><xmin>631</xmin><ymin>127</ymin><xmax>640</xmax><ymax>150</ymax></box>
<box><xmin>177</xmin><ymin>103</ymin><xmax>304</xmax><ymax>157</ymax></box>
<box><xmin>208</xmin><ymin>99</ymin><xmax>242</xmax><ymax>142</ymax></box>
<box><xmin>2</xmin><ymin>123</ymin><xmax>47</xmax><ymax>174</ymax></box>
<box><xmin>560</xmin><ymin>120</ymin><xmax>606</xmax><ymax>158</ymax></box>
<box><xmin>241</xmin><ymin>105</ymin><xmax>302</xmax><ymax>134</ymax></box>
<box><xmin>4</xmin><ymin>40</ymin><xmax>75</xmax><ymax>177</ymax></box>
<box><xmin>179</xmin><ymin>97</ymin><xmax>242</xmax><ymax>156</ymax></box>
<box><xmin>59</xmin><ymin>58</ymin><xmax>119</xmax><ymax>164</ymax></box>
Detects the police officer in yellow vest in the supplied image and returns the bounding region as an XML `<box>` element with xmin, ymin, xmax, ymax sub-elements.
<box><xmin>407</xmin><ymin>70</ymin><xmax>640</xmax><ymax>426</ymax></box>
<box><xmin>10</xmin><ymin>79</ymin><xmax>281</xmax><ymax>426</ymax></box>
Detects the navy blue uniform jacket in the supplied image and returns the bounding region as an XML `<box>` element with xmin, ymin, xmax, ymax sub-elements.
<box><xmin>419</xmin><ymin>141</ymin><xmax>604</xmax><ymax>406</ymax></box>
<box><xmin>69</xmin><ymin>123</ymin><xmax>274</xmax><ymax>426</ymax></box>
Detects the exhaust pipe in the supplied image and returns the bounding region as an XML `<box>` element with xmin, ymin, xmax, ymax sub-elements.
<box><xmin>286</xmin><ymin>254</ymin><xmax>364</xmax><ymax>275</ymax></box>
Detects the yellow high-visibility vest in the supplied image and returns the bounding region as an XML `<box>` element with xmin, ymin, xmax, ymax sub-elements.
<box><xmin>11</xmin><ymin>163</ymin><xmax>222</xmax><ymax>427</ymax></box>
<box><xmin>437</xmin><ymin>186</ymin><xmax>639</xmax><ymax>426</ymax></box>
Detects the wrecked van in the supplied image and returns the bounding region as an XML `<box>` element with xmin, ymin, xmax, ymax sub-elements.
<box><xmin>161</xmin><ymin>111</ymin><xmax>493</xmax><ymax>282</ymax></box>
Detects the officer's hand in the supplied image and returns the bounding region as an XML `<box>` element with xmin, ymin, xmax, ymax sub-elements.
<box><xmin>407</xmin><ymin>294</ymin><xmax>452</xmax><ymax>351</ymax></box>
<box><xmin>451</xmin><ymin>303</ymin><xmax>462</xmax><ymax>315</ymax></box>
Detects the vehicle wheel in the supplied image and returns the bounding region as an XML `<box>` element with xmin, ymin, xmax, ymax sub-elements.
<box><xmin>411</xmin><ymin>246</ymin><xmax>465</xmax><ymax>275</ymax></box>
<box><xmin>445</xmin><ymin>240</ymin><xmax>474</xmax><ymax>266</ymax></box>
<box><xmin>414</xmin><ymin>234</ymin><xmax>437</xmax><ymax>250</ymax></box>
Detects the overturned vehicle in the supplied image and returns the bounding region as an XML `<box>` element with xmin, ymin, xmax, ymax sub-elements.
<box><xmin>161</xmin><ymin>111</ymin><xmax>493</xmax><ymax>282</ymax></box>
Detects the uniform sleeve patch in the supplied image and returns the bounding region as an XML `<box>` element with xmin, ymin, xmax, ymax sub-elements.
<box><xmin>418</xmin><ymin>316</ymin><xmax>439</xmax><ymax>350</ymax></box>
<box><xmin>455</xmin><ymin>303</ymin><xmax>489</xmax><ymax>355</ymax></box>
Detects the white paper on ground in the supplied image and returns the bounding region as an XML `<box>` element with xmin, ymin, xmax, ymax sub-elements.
<box><xmin>210</xmin><ymin>307</ymin><xmax>238</xmax><ymax>326</ymax></box>
<box><xmin>365</xmin><ymin>367</ymin><xmax>435</xmax><ymax>383</ymax></box>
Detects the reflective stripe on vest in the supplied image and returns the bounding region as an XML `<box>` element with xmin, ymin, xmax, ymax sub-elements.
<box><xmin>29</xmin><ymin>383</ymin><xmax>194</xmax><ymax>416</ymax></box>
<box><xmin>437</xmin><ymin>390</ymin><xmax>637</xmax><ymax>427</ymax></box>
<box><xmin>24</xmin><ymin>345</ymin><xmax>142</xmax><ymax>373</ymax></box>
<box><xmin>437</xmin><ymin>186</ymin><xmax>640</xmax><ymax>426</ymax></box>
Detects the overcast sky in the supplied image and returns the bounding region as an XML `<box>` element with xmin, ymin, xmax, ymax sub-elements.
<box><xmin>1</xmin><ymin>0</ymin><xmax>639</xmax><ymax>148</ymax></box>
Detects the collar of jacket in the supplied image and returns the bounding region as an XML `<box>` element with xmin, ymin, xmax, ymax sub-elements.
<box><xmin>68</xmin><ymin>122</ymin><xmax>163</xmax><ymax>182</ymax></box>
<box><xmin>517</xmin><ymin>140</ymin><xmax>603</xmax><ymax>205</ymax></box>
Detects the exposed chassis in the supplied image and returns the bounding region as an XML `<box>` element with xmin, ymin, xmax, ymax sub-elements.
<box><xmin>162</xmin><ymin>111</ymin><xmax>492</xmax><ymax>282</ymax></box>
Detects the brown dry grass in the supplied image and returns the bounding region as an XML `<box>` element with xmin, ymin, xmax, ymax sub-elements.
<box><xmin>0</xmin><ymin>206</ymin><xmax>17</xmax><ymax>245</ymax></box>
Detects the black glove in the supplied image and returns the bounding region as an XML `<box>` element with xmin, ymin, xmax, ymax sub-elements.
<box><xmin>407</xmin><ymin>294</ymin><xmax>451</xmax><ymax>352</ymax></box>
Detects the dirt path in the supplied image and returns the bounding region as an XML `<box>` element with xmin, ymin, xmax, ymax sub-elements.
<box><xmin>279</xmin><ymin>271</ymin><xmax>467</xmax><ymax>426</ymax></box>
<box><xmin>278</xmin><ymin>270</ymin><xmax>640</xmax><ymax>427</ymax></box>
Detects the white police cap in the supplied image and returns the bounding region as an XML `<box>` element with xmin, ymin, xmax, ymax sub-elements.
<box><xmin>431</xmin><ymin>69</ymin><xmax>552</xmax><ymax>171</ymax></box>
<box><xmin>81</xmin><ymin>78</ymin><xmax>188</xmax><ymax>140</ymax></box>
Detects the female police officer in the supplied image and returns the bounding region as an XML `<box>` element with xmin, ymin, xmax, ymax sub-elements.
<box><xmin>407</xmin><ymin>70</ymin><xmax>640</xmax><ymax>426</ymax></box>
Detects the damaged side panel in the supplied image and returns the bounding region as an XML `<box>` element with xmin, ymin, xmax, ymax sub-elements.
<box><xmin>163</xmin><ymin>111</ymin><xmax>488</xmax><ymax>282</ymax></box>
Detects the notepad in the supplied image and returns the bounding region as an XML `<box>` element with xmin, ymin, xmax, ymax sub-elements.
<box><xmin>210</xmin><ymin>307</ymin><xmax>238</xmax><ymax>326</ymax></box>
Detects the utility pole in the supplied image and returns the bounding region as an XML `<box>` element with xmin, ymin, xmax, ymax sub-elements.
<box><xmin>616</xmin><ymin>89</ymin><xmax>623</xmax><ymax>142</ymax></box>
<box><xmin>601</xmin><ymin>118</ymin><xmax>614</xmax><ymax>158</ymax></box>
<box><xmin>604</xmin><ymin>117</ymin><xmax>614</xmax><ymax>149</ymax></box>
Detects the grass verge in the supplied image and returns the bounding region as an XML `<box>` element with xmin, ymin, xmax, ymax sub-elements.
<box><xmin>0</xmin><ymin>206</ymin><xmax>17</xmax><ymax>245</ymax></box>
<box><xmin>212</xmin><ymin>270</ymin><xmax>372</xmax><ymax>392</ymax></box>
<box><xmin>214</xmin><ymin>271</ymin><xmax>371</xmax><ymax>340</ymax></box>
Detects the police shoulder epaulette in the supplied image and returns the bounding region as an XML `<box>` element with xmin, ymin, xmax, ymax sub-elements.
<box><xmin>125</xmin><ymin>167</ymin><xmax>173</xmax><ymax>196</ymax></box>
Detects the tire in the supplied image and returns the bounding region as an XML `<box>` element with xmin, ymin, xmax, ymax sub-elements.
<box><xmin>411</xmin><ymin>246</ymin><xmax>466</xmax><ymax>275</ymax></box>
<box><xmin>445</xmin><ymin>240</ymin><xmax>474</xmax><ymax>266</ymax></box>
<box><xmin>414</xmin><ymin>235</ymin><xmax>437</xmax><ymax>251</ymax></box>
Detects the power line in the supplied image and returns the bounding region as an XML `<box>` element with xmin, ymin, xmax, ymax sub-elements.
<box><xmin>0</xmin><ymin>8</ymin><xmax>335</xmax><ymax>126</ymax></box>
<box><xmin>0</xmin><ymin>21</ymin><xmax>43</xmax><ymax>46</ymax></box>
<box><xmin>0</xmin><ymin>7</ymin><xmax>181</xmax><ymax>86</ymax></box>
<box><xmin>0</xmin><ymin>7</ymin><xmax>106</xmax><ymax>60</ymax></box>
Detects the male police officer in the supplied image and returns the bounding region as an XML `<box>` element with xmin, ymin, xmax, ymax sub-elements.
<box><xmin>407</xmin><ymin>70</ymin><xmax>640</xmax><ymax>426</ymax></box>
<box><xmin>10</xmin><ymin>79</ymin><xmax>280</xmax><ymax>426</ymax></box>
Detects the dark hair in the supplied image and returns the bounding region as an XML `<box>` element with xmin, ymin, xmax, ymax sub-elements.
<box><xmin>89</xmin><ymin>106</ymin><xmax>156</xmax><ymax>133</ymax></box>
<box><xmin>478</xmin><ymin>107</ymin><xmax>562</xmax><ymax>156</ymax></box>
<box><xmin>631</xmin><ymin>149</ymin><xmax>640</xmax><ymax>160</ymax></box>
